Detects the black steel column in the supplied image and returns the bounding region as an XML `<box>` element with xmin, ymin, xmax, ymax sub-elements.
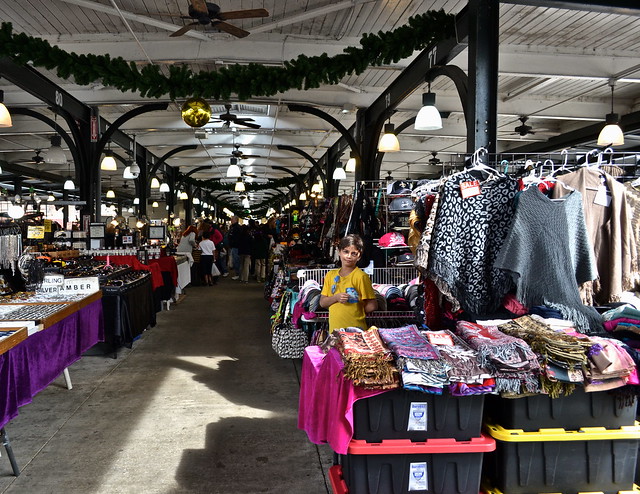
<box><xmin>467</xmin><ymin>0</ymin><xmax>500</xmax><ymax>154</ymax></box>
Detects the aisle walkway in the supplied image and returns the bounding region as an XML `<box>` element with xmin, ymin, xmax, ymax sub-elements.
<box><xmin>0</xmin><ymin>278</ymin><xmax>333</xmax><ymax>493</ymax></box>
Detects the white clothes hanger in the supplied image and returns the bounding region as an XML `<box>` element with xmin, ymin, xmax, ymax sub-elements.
<box><xmin>466</xmin><ymin>147</ymin><xmax>503</xmax><ymax>178</ymax></box>
<box><xmin>549</xmin><ymin>149</ymin><xmax>570</xmax><ymax>178</ymax></box>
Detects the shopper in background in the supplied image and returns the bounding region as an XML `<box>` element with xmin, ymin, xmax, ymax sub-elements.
<box><xmin>320</xmin><ymin>234</ymin><xmax>377</xmax><ymax>333</ymax></box>
<box><xmin>176</xmin><ymin>225</ymin><xmax>198</xmax><ymax>265</ymax></box>
<box><xmin>252</xmin><ymin>224</ymin><xmax>270</xmax><ymax>283</ymax></box>
<box><xmin>227</xmin><ymin>216</ymin><xmax>242</xmax><ymax>280</ymax></box>
<box><xmin>237</xmin><ymin>224</ymin><xmax>253</xmax><ymax>284</ymax></box>
<box><xmin>212</xmin><ymin>223</ymin><xmax>228</xmax><ymax>277</ymax></box>
<box><xmin>198</xmin><ymin>231</ymin><xmax>216</xmax><ymax>286</ymax></box>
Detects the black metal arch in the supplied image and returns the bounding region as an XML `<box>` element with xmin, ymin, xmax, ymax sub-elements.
<box><xmin>276</xmin><ymin>145</ymin><xmax>327</xmax><ymax>191</ymax></box>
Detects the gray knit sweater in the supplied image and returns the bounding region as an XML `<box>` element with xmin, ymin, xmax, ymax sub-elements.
<box><xmin>494</xmin><ymin>186</ymin><xmax>602</xmax><ymax>333</ymax></box>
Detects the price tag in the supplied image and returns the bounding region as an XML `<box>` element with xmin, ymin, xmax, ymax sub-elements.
<box><xmin>408</xmin><ymin>462</ymin><xmax>428</xmax><ymax>491</ymax></box>
<box><xmin>593</xmin><ymin>185</ymin><xmax>611</xmax><ymax>207</ymax></box>
<box><xmin>426</xmin><ymin>332</ymin><xmax>455</xmax><ymax>346</ymax></box>
<box><xmin>460</xmin><ymin>180</ymin><xmax>481</xmax><ymax>198</ymax></box>
<box><xmin>27</xmin><ymin>226</ymin><xmax>45</xmax><ymax>239</ymax></box>
<box><xmin>568</xmin><ymin>369</ymin><xmax>584</xmax><ymax>383</ymax></box>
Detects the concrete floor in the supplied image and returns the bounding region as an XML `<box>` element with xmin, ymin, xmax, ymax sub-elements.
<box><xmin>0</xmin><ymin>278</ymin><xmax>334</xmax><ymax>493</ymax></box>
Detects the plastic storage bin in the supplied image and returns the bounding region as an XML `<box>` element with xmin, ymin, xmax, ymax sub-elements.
<box><xmin>339</xmin><ymin>435</ymin><xmax>496</xmax><ymax>494</ymax></box>
<box><xmin>484</xmin><ymin>423</ymin><xmax>640</xmax><ymax>494</ymax></box>
<box><xmin>482</xmin><ymin>483</ymin><xmax>639</xmax><ymax>494</ymax></box>
<box><xmin>353</xmin><ymin>388</ymin><xmax>485</xmax><ymax>442</ymax></box>
<box><xmin>485</xmin><ymin>390</ymin><xmax>637</xmax><ymax>431</ymax></box>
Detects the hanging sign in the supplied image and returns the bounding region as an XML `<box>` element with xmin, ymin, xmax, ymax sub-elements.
<box><xmin>90</xmin><ymin>115</ymin><xmax>99</xmax><ymax>142</ymax></box>
<box><xmin>44</xmin><ymin>219</ymin><xmax>52</xmax><ymax>232</ymax></box>
<box><xmin>27</xmin><ymin>226</ymin><xmax>45</xmax><ymax>239</ymax></box>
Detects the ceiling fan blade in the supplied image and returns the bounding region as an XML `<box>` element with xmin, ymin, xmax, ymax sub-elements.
<box><xmin>170</xmin><ymin>22</ymin><xmax>199</xmax><ymax>37</ymax></box>
<box><xmin>244</xmin><ymin>173</ymin><xmax>258</xmax><ymax>178</ymax></box>
<box><xmin>237</xmin><ymin>121</ymin><xmax>261</xmax><ymax>129</ymax></box>
<box><xmin>235</xmin><ymin>117</ymin><xmax>255</xmax><ymax>123</ymax></box>
<box><xmin>220</xmin><ymin>9</ymin><xmax>269</xmax><ymax>20</ymax></box>
<box><xmin>190</xmin><ymin>0</ymin><xmax>209</xmax><ymax>16</ymax></box>
<box><xmin>212</xmin><ymin>21</ymin><xmax>250</xmax><ymax>38</ymax></box>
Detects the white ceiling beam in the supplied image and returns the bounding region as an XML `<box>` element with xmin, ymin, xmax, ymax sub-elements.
<box><xmin>56</xmin><ymin>0</ymin><xmax>212</xmax><ymax>41</ymax></box>
<box><xmin>250</xmin><ymin>0</ymin><xmax>376</xmax><ymax>35</ymax></box>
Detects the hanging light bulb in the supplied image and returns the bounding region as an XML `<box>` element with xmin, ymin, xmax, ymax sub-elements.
<box><xmin>332</xmin><ymin>163</ymin><xmax>347</xmax><ymax>180</ymax></box>
<box><xmin>345</xmin><ymin>151</ymin><xmax>357</xmax><ymax>173</ymax></box>
<box><xmin>150</xmin><ymin>177</ymin><xmax>160</xmax><ymax>189</ymax></box>
<box><xmin>63</xmin><ymin>175</ymin><xmax>75</xmax><ymax>190</ymax></box>
<box><xmin>0</xmin><ymin>90</ymin><xmax>11</xmax><ymax>127</ymax></box>
<box><xmin>179</xmin><ymin>191</ymin><xmax>188</xmax><ymax>200</ymax></box>
<box><xmin>414</xmin><ymin>84</ymin><xmax>443</xmax><ymax>131</ymax></box>
<box><xmin>235</xmin><ymin>178</ymin><xmax>246</xmax><ymax>192</ymax></box>
<box><xmin>133</xmin><ymin>197</ymin><xmax>140</xmax><ymax>205</ymax></box>
<box><xmin>299</xmin><ymin>191</ymin><xmax>307</xmax><ymax>201</ymax></box>
<box><xmin>45</xmin><ymin>135</ymin><xmax>67</xmax><ymax>164</ymax></box>
<box><xmin>100</xmin><ymin>151</ymin><xmax>117</xmax><ymax>171</ymax></box>
<box><xmin>152</xmin><ymin>201</ymin><xmax>159</xmax><ymax>208</ymax></box>
<box><xmin>106</xmin><ymin>189</ymin><xmax>115</xmax><ymax>198</ymax></box>
<box><xmin>192</xmin><ymin>197</ymin><xmax>200</xmax><ymax>205</ymax></box>
<box><xmin>159</xmin><ymin>181</ymin><xmax>170</xmax><ymax>192</ymax></box>
<box><xmin>227</xmin><ymin>157</ymin><xmax>241</xmax><ymax>178</ymax></box>
<box><xmin>378</xmin><ymin>123</ymin><xmax>400</xmax><ymax>152</ymax></box>
<box><xmin>597</xmin><ymin>79</ymin><xmax>624</xmax><ymax>147</ymax></box>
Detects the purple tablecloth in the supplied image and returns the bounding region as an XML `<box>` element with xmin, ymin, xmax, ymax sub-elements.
<box><xmin>0</xmin><ymin>299</ymin><xmax>104</xmax><ymax>429</ymax></box>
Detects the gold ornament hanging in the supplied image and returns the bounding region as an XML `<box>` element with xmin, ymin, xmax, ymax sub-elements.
<box><xmin>181</xmin><ymin>97</ymin><xmax>211</xmax><ymax>128</ymax></box>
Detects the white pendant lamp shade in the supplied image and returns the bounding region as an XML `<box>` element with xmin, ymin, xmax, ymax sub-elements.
<box><xmin>0</xmin><ymin>91</ymin><xmax>12</xmax><ymax>127</ymax></box>
<box><xmin>106</xmin><ymin>189</ymin><xmax>115</xmax><ymax>198</ymax></box>
<box><xmin>63</xmin><ymin>177</ymin><xmax>75</xmax><ymax>190</ymax></box>
<box><xmin>122</xmin><ymin>166</ymin><xmax>135</xmax><ymax>180</ymax></box>
<box><xmin>47</xmin><ymin>194</ymin><xmax>55</xmax><ymax>202</ymax></box>
<box><xmin>414</xmin><ymin>92</ymin><xmax>442</xmax><ymax>131</ymax></box>
<box><xmin>192</xmin><ymin>197</ymin><xmax>200</xmax><ymax>205</ymax></box>
<box><xmin>179</xmin><ymin>191</ymin><xmax>188</xmax><ymax>200</ymax></box>
<box><xmin>100</xmin><ymin>152</ymin><xmax>117</xmax><ymax>171</ymax></box>
<box><xmin>8</xmin><ymin>204</ymin><xmax>24</xmax><ymax>219</ymax></box>
<box><xmin>377</xmin><ymin>123</ymin><xmax>400</xmax><ymax>152</ymax></box>
<box><xmin>345</xmin><ymin>155</ymin><xmax>357</xmax><ymax>173</ymax></box>
<box><xmin>159</xmin><ymin>182</ymin><xmax>170</xmax><ymax>192</ymax></box>
<box><xmin>235</xmin><ymin>179</ymin><xmax>246</xmax><ymax>192</ymax></box>
<box><xmin>227</xmin><ymin>158</ymin><xmax>241</xmax><ymax>178</ymax></box>
<box><xmin>133</xmin><ymin>197</ymin><xmax>140</xmax><ymax>205</ymax></box>
<box><xmin>242</xmin><ymin>198</ymin><xmax>250</xmax><ymax>208</ymax></box>
<box><xmin>45</xmin><ymin>135</ymin><xmax>67</xmax><ymax>164</ymax></box>
<box><xmin>332</xmin><ymin>165</ymin><xmax>347</xmax><ymax>180</ymax></box>
<box><xmin>150</xmin><ymin>177</ymin><xmax>160</xmax><ymax>189</ymax></box>
<box><xmin>299</xmin><ymin>191</ymin><xmax>307</xmax><ymax>201</ymax></box>
<box><xmin>597</xmin><ymin>114</ymin><xmax>624</xmax><ymax>146</ymax></box>
<box><xmin>152</xmin><ymin>201</ymin><xmax>159</xmax><ymax>208</ymax></box>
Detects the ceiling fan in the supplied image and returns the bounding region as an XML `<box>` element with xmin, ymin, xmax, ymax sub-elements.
<box><xmin>15</xmin><ymin>150</ymin><xmax>45</xmax><ymax>165</ymax></box>
<box><xmin>513</xmin><ymin>116</ymin><xmax>536</xmax><ymax>136</ymax></box>
<box><xmin>428</xmin><ymin>152</ymin><xmax>442</xmax><ymax>165</ymax></box>
<box><xmin>170</xmin><ymin>1</ymin><xmax>269</xmax><ymax>38</ymax></box>
<box><xmin>231</xmin><ymin>144</ymin><xmax>261</xmax><ymax>159</ymax></box>
<box><xmin>211</xmin><ymin>104</ymin><xmax>261</xmax><ymax>129</ymax></box>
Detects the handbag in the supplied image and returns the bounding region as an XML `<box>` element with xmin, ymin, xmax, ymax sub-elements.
<box><xmin>211</xmin><ymin>262</ymin><xmax>221</xmax><ymax>277</ymax></box>
<box><xmin>271</xmin><ymin>322</ymin><xmax>308</xmax><ymax>359</ymax></box>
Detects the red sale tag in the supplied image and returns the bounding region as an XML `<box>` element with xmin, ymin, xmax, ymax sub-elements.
<box><xmin>426</xmin><ymin>332</ymin><xmax>455</xmax><ymax>346</ymax></box>
<box><xmin>460</xmin><ymin>180</ymin><xmax>481</xmax><ymax>198</ymax></box>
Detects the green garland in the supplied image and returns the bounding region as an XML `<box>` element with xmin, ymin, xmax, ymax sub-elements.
<box><xmin>0</xmin><ymin>10</ymin><xmax>455</xmax><ymax>100</ymax></box>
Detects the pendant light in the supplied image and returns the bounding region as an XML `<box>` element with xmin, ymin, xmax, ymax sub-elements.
<box><xmin>106</xmin><ymin>189</ymin><xmax>115</xmax><ymax>198</ymax></box>
<box><xmin>179</xmin><ymin>190</ymin><xmax>188</xmax><ymax>200</ymax></box>
<box><xmin>345</xmin><ymin>151</ymin><xmax>357</xmax><ymax>173</ymax></box>
<box><xmin>45</xmin><ymin>135</ymin><xmax>67</xmax><ymax>164</ymax></box>
<box><xmin>332</xmin><ymin>162</ymin><xmax>346</xmax><ymax>180</ymax></box>
<box><xmin>299</xmin><ymin>191</ymin><xmax>307</xmax><ymax>201</ymax></box>
<box><xmin>128</xmin><ymin>135</ymin><xmax>141</xmax><ymax>176</ymax></box>
<box><xmin>152</xmin><ymin>201</ymin><xmax>159</xmax><ymax>208</ymax></box>
<box><xmin>414</xmin><ymin>83</ymin><xmax>442</xmax><ymax>131</ymax></box>
<box><xmin>597</xmin><ymin>79</ymin><xmax>624</xmax><ymax>147</ymax></box>
<box><xmin>63</xmin><ymin>162</ymin><xmax>75</xmax><ymax>190</ymax></box>
<box><xmin>159</xmin><ymin>181</ymin><xmax>170</xmax><ymax>192</ymax></box>
<box><xmin>122</xmin><ymin>166</ymin><xmax>135</xmax><ymax>180</ymax></box>
<box><xmin>100</xmin><ymin>147</ymin><xmax>117</xmax><ymax>171</ymax></box>
<box><xmin>47</xmin><ymin>193</ymin><xmax>55</xmax><ymax>202</ymax></box>
<box><xmin>235</xmin><ymin>178</ymin><xmax>245</xmax><ymax>192</ymax></box>
<box><xmin>150</xmin><ymin>176</ymin><xmax>160</xmax><ymax>189</ymax></box>
<box><xmin>192</xmin><ymin>197</ymin><xmax>200</xmax><ymax>205</ymax></box>
<box><xmin>133</xmin><ymin>197</ymin><xmax>140</xmax><ymax>205</ymax></box>
<box><xmin>227</xmin><ymin>157</ymin><xmax>241</xmax><ymax>178</ymax></box>
<box><xmin>0</xmin><ymin>90</ymin><xmax>12</xmax><ymax>127</ymax></box>
<box><xmin>377</xmin><ymin>122</ymin><xmax>400</xmax><ymax>152</ymax></box>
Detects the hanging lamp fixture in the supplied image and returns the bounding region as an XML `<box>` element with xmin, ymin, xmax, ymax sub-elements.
<box><xmin>597</xmin><ymin>78</ymin><xmax>624</xmax><ymax>147</ymax></box>
<box><xmin>414</xmin><ymin>82</ymin><xmax>442</xmax><ymax>131</ymax></box>
<box><xmin>0</xmin><ymin>90</ymin><xmax>12</xmax><ymax>127</ymax></box>
<box><xmin>377</xmin><ymin>122</ymin><xmax>400</xmax><ymax>152</ymax></box>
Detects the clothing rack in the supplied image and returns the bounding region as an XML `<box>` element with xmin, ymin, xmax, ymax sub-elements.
<box><xmin>296</xmin><ymin>267</ymin><xmax>416</xmax><ymax>289</ymax></box>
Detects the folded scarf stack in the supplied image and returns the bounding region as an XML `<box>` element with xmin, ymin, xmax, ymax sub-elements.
<box><xmin>603</xmin><ymin>305</ymin><xmax>640</xmax><ymax>340</ymax></box>
<box><xmin>455</xmin><ymin>321</ymin><xmax>541</xmax><ymax>396</ymax></box>
<box><xmin>377</xmin><ymin>324</ymin><xmax>448</xmax><ymax>394</ymax></box>
<box><xmin>582</xmin><ymin>335</ymin><xmax>636</xmax><ymax>392</ymax></box>
<box><xmin>422</xmin><ymin>330</ymin><xmax>495</xmax><ymax>396</ymax></box>
<box><xmin>497</xmin><ymin>315</ymin><xmax>592</xmax><ymax>398</ymax></box>
<box><xmin>335</xmin><ymin>327</ymin><xmax>400</xmax><ymax>390</ymax></box>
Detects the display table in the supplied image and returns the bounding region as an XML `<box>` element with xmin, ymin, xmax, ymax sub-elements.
<box><xmin>0</xmin><ymin>293</ymin><xmax>104</xmax><ymax>430</ymax></box>
<box><xmin>94</xmin><ymin>255</ymin><xmax>163</xmax><ymax>290</ymax></box>
<box><xmin>298</xmin><ymin>346</ymin><xmax>387</xmax><ymax>454</ymax></box>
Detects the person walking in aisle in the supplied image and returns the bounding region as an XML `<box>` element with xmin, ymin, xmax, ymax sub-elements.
<box><xmin>198</xmin><ymin>231</ymin><xmax>216</xmax><ymax>286</ymax></box>
<box><xmin>252</xmin><ymin>224</ymin><xmax>270</xmax><ymax>283</ymax></box>
<box><xmin>227</xmin><ymin>216</ymin><xmax>242</xmax><ymax>280</ymax></box>
<box><xmin>237</xmin><ymin>224</ymin><xmax>253</xmax><ymax>283</ymax></box>
<box><xmin>320</xmin><ymin>234</ymin><xmax>377</xmax><ymax>333</ymax></box>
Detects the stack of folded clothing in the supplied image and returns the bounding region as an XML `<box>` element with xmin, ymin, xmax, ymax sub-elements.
<box><xmin>497</xmin><ymin>315</ymin><xmax>592</xmax><ymax>398</ymax></box>
<box><xmin>377</xmin><ymin>324</ymin><xmax>448</xmax><ymax>394</ymax></box>
<box><xmin>335</xmin><ymin>327</ymin><xmax>400</xmax><ymax>390</ymax></box>
<box><xmin>422</xmin><ymin>329</ymin><xmax>495</xmax><ymax>396</ymax></box>
<box><xmin>456</xmin><ymin>321</ymin><xmax>541</xmax><ymax>396</ymax></box>
<box><xmin>292</xmin><ymin>279</ymin><xmax>322</xmax><ymax>327</ymax></box>
<box><xmin>603</xmin><ymin>304</ymin><xmax>640</xmax><ymax>342</ymax></box>
<box><xmin>582</xmin><ymin>335</ymin><xmax>636</xmax><ymax>391</ymax></box>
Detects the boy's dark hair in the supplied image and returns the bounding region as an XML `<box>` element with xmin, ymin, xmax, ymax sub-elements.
<box><xmin>203</xmin><ymin>231</ymin><xmax>211</xmax><ymax>239</ymax></box>
<box><xmin>339</xmin><ymin>234</ymin><xmax>364</xmax><ymax>252</ymax></box>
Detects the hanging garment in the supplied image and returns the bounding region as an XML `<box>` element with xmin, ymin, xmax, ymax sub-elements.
<box><xmin>415</xmin><ymin>194</ymin><xmax>439</xmax><ymax>274</ymax></box>
<box><xmin>428</xmin><ymin>171</ymin><xmax>518</xmax><ymax>315</ymax></box>
<box><xmin>624</xmin><ymin>182</ymin><xmax>640</xmax><ymax>287</ymax></box>
<box><xmin>494</xmin><ymin>186</ymin><xmax>602</xmax><ymax>333</ymax></box>
<box><xmin>551</xmin><ymin>167</ymin><xmax>637</xmax><ymax>303</ymax></box>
